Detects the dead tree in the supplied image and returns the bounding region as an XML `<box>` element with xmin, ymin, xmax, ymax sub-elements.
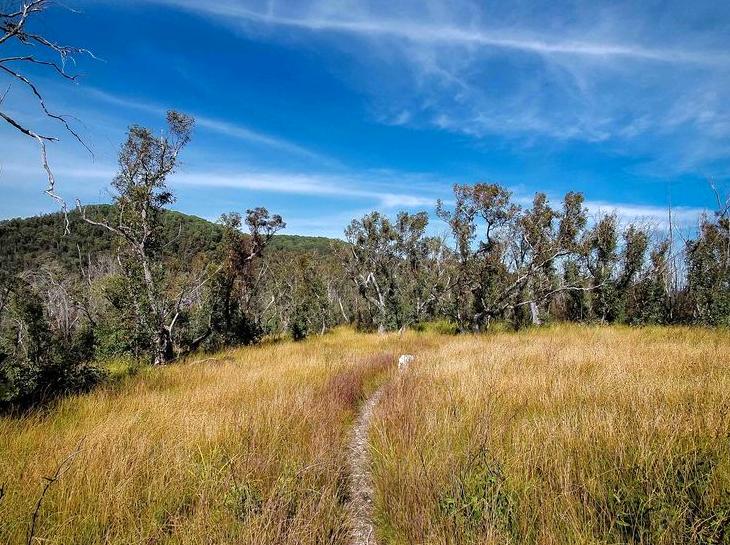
<box><xmin>1</xmin><ymin>1</ymin><xmax>92</xmax><ymax>223</ymax></box>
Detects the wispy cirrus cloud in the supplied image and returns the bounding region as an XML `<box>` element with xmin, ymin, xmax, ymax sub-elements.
<box><xmin>0</xmin><ymin>149</ymin><xmax>440</xmax><ymax>211</ymax></box>
<box><xmin>172</xmin><ymin>165</ymin><xmax>708</xmax><ymax>228</ymax></box>
<box><xmin>4</xmin><ymin>0</ymin><xmax>727</xmax><ymax>227</ymax></box>
<box><xmin>140</xmin><ymin>0</ymin><xmax>728</xmax><ymax>65</ymax></box>
<box><xmin>1</xmin><ymin>163</ymin><xmax>116</xmax><ymax>182</ymax></box>
<box><xmin>0</xmin><ymin>144</ymin><xmax>707</xmax><ymax>234</ymax></box>
<box><xmin>173</xmin><ymin>169</ymin><xmax>439</xmax><ymax>209</ymax></box>
<box><xmin>82</xmin><ymin>87</ymin><xmax>333</xmax><ymax>162</ymax></box>
<box><xmin>583</xmin><ymin>200</ymin><xmax>705</xmax><ymax>229</ymax></box>
<box><xmin>135</xmin><ymin>0</ymin><xmax>730</xmax><ymax>176</ymax></box>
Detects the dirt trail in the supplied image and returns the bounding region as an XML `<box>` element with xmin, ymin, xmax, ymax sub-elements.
<box><xmin>347</xmin><ymin>355</ymin><xmax>412</xmax><ymax>545</ymax></box>
<box><xmin>347</xmin><ymin>384</ymin><xmax>386</xmax><ymax>545</ymax></box>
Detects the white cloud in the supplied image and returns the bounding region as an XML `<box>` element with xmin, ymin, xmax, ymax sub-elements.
<box><xmin>171</xmin><ymin>167</ymin><xmax>708</xmax><ymax>228</ymax></box>
<box><xmin>141</xmin><ymin>0</ymin><xmax>728</xmax><ymax>65</ymax></box>
<box><xmin>82</xmin><ymin>87</ymin><xmax>332</xmax><ymax>162</ymax></box>
<box><xmin>172</xmin><ymin>169</ymin><xmax>437</xmax><ymax>209</ymax></box>
<box><xmin>0</xmin><ymin>146</ymin><xmax>707</xmax><ymax>233</ymax></box>
<box><xmin>584</xmin><ymin>200</ymin><xmax>705</xmax><ymax>228</ymax></box>
<box><xmin>0</xmin><ymin>163</ymin><xmax>116</xmax><ymax>182</ymax></box>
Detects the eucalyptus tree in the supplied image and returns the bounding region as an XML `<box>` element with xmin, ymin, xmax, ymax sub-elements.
<box><xmin>436</xmin><ymin>183</ymin><xmax>515</xmax><ymax>329</ymax></box>
<box><xmin>392</xmin><ymin>211</ymin><xmax>446</xmax><ymax>326</ymax></box>
<box><xmin>345</xmin><ymin>211</ymin><xmax>399</xmax><ymax>332</ymax></box>
<box><xmin>344</xmin><ymin>210</ymin><xmax>434</xmax><ymax>332</ymax></box>
<box><xmin>205</xmin><ymin>208</ymin><xmax>285</xmax><ymax>348</ymax></box>
<box><xmin>685</xmin><ymin>195</ymin><xmax>730</xmax><ymax>325</ymax></box>
<box><xmin>586</xmin><ymin>214</ymin><xmax>619</xmax><ymax>322</ymax></box>
<box><xmin>288</xmin><ymin>253</ymin><xmax>331</xmax><ymax>340</ymax></box>
<box><xmin>79</xmin><ymin>112</ymin><xmax>196</xmax><ymax>364</ymax></box>
<box><xmin>437</xmin><ymin>183</ymin><xmax>590</xmax><ymax>329</ymax></box>
<box><xmin>631</xmin><ymin>240</ymin><xmax>671</xmax><ymax>324</ymax></box>
<box><xmin>614</xmin><ymin>225</ymin><xmax>650</xmax><ymax>321</ymax></box>
<box><xmin>586</xmin><ymin>217</ymin><xmax>657</xmax><ymax>323</ymax></box>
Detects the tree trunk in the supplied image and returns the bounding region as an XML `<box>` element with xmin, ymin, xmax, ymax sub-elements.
<box><xmin>139</xmin><ymin>248</ymin><xmax>172</xmax><ymax>365</ymax></box>
<box><xmin>188</xmin><ymin>328</ymin><xmax>212</xmax><ymax>353</ymax></box>
<box><xmin>154</xmin><ymin>327</ymin><xmax>174</xmax><ymax>365</ymax></box>
<box><xmin>530</xmin><ymin>301</ymin><xmax>542</xmax><ymax>326</ymax></box>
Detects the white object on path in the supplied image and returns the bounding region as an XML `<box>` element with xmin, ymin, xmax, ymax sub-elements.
<box><xmin>398</xmin><ymin>354</ymin><xmax>414</xmax><ymax>370</ymax></box>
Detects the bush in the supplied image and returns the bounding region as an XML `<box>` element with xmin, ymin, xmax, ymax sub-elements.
<box><xmin>595</xmin><ymin>446</ymin><xmax>730</xmax><ymax>544</ymax></box>
<box><xmin>415</xmin><ymin>320</ymin><xmax>459</xmax><ymax>335</ymax></box>
<box><xmin>438</xmin><ymin>449</ymin><xmax>517</xmax><ymax>539</ymax></box>
<box><xmin>290</xmin><ymin>318</ymin><xmax>309</xmax><ymax>341</ymax></box>
<box><xmin>0</xmin><ymin>282</ymin><xmax>107</xmax><ymax>412</ymax></box>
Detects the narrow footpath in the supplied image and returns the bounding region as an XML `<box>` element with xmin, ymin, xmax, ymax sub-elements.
<box><xmin>347</xmin><ymin>355</ymin><xmax>412</xmax><ymax>545</ymax></box>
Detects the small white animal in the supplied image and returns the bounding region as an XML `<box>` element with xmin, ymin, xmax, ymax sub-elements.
<box><xmin>398</xmin><ymin>354</ymin><xmax>415</xmax><ymax>370</ymax></box>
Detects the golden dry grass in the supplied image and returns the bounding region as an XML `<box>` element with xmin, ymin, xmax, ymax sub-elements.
<box><xmin>1</xmin><ymin>325</ymin><xmax>728</xmax><ymax>544</ymax></box>
<box><xmin>370</xmin><ymin>325</ymin><xmax>730</xmax><ymax>544</ymax></box>
<box><xmin>0</xmin><ymin>329</ymin><xmax>434</xmax><ymax>545</ymax></box>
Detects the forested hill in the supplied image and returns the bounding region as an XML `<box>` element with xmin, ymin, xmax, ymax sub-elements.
<box><xmin>0</xmin><ymin>205</ymin><xmax>341</xmax><ymax>273</ymax></box>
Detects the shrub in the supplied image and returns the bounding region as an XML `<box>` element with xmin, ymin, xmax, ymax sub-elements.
<box><xmin>0</xmin><ymin>282</ymin><xmax>107</xmax><ymax>411</ymax></box>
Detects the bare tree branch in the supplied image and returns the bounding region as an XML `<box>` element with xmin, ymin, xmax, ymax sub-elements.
<box><xmin>26</xmin><ymin>439</ymin><xmax>84</xmax><ymax>545</ymax></box>
<box><xmin>1</xmin><ymin>0</ymin><xmax>94</xmax><ymax>223</ymax></box>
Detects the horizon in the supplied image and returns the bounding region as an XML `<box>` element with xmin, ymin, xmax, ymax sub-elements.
<box><xmin>2</xmin><ymin>0</ymin><xmax>729</xmax><ymax>238</ymax></box>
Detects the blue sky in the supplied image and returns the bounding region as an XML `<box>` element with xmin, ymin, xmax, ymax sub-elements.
<box><xmin>1</xmin><ymin>0</ymin><xmax>729</xmax><ymax>237</ymax></box>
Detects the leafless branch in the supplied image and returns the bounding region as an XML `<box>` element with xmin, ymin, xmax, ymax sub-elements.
<box><xmin>1</xmin><ymin>0</ymin><xmax>95</xmax><ymax>221</ymax></box>
<box><xmin>26</xmin><ymin>439</ymin><xmax>84</xmax><ymax>545</ymax></box>
<box><xmin>708</xmin><ymin>177</ymin><xmax>730</xmax><ymax>219</ymax></box>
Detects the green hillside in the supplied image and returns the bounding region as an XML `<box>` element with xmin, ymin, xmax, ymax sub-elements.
<box><xmin>0</xmin><ymin>205</ymin><xmax>341</xmax><ymax>273</ymax></box>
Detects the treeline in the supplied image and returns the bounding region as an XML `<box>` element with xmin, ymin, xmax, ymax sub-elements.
<box><xmin>343</xmin><ymin>185</ymin><xmax>729</xmax><ymax>332</ymax></box>
<box><xmin>0</xmin><ymin>205</ymin><xmax>338</xmax><ymax>273</ymax></box>
<box><xmin>1</xmin><ymin>112</ymin><xmax>728</xmax><ymax>410</ymax></box>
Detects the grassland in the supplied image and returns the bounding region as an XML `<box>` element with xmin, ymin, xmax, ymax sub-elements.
<box><xmin>1</xmin><ymin>326</ymin><xmax>729</xmax><ymax>544</ymax></box>
<box><xmin>371</xmin><ymin>325</ymin><xmax>730</xmax><ymax>544</ymax></box>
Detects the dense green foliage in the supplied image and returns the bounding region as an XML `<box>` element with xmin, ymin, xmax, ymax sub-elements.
<box><xmin>0</xmin><ymin>273</ymin><xmax>106</xmax><ymax>412</ymax></box>
<box><xmin>0</xmin><ymin>205</ymin><xmax>221</xmax><ymax>273</ymax></box>
<box><xmin>0</xmin><ymin>206</ymin><xmax>340</xmax><ymax>274</ymax></box>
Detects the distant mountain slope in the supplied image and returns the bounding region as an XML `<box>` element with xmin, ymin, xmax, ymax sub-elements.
<box><xmin>0</xmin><ymin>205</ymin><xmax>342</xmax><ymax>273</ymax></box>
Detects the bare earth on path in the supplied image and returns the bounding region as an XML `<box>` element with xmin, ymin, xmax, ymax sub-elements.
<box><xmin>347</xmin><ymin>385</ymin><xmax>386</xmax><ymax>545</ymax></box>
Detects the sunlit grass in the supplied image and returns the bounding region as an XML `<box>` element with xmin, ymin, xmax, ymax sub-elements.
<box><xmin>370</xmin><ymin>325</ymin><xmax>730</xmax><ymax>544</ymax></box>
<box><xmin>0</xmin><ymin>328</ymin><xmax>434</xmax><ymax>545</ymax></box>
<box><xmin>2</xmin><ymin>325</ymin><xmax>728</xmax><ymax>544</ymax></box>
